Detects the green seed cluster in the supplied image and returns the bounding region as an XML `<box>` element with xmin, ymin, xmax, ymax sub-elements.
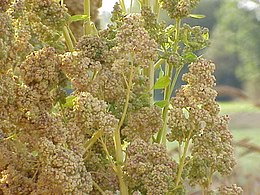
<box><xmin>76</xmin><ymin>35</ymin><xmax>108</xmax><ymax>63</ymax></box>
<box><xmin>181</xmin><ymin>24</ymin><xmax>209</xmax><ymax>51</ymax></box>
<box><xmin>141</xmin><ymin>6</ymin><xmax>167</xmax><ymax>45</ymax></box>
<box><xmin>159</xmin><ymin>0</ymin><xmax>200</xmax><ymax>19</ymax></box>
<box><xmin>124</xmin><ymin>139</ymin><xmax>176</xmax><ymax>195</ymax></box>
<box><xmin>25</xmin><ymin>0</ymin><xmax>68</xmax><ymax>30</ymax></box>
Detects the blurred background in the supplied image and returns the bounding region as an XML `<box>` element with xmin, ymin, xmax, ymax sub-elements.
<box><xmin>68</xmin><ymin>0</ymin><xmax>260</xmax><ymax>193</ymax></box>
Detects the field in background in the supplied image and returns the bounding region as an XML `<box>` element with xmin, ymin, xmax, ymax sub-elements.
<box><xmin>219</xmin><ymin>101</ymin><xmax>260</xmax><ymax>194</ymax></box>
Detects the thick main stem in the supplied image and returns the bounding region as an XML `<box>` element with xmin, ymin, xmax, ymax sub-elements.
<box><xmin>114</xmin><ymin>57</ymin><xmax>135</xmax><ymax>195</ymax></box>
<box><xmin>156</xmin><ymin>18</ymin><xmax>181</xmax><ymax>144</ymax></box>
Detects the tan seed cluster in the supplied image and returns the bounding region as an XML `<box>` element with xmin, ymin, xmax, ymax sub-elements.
<box><xmin>122</xmin><ymin>106</ymin><xmax>162</xmax><ymax>142</ymax></box>
<box><xmin>124</xmin><ymin>139</ymin><xmax>176</xmax><ymax>194</ymax></box>
<box><xmin>114</xmin><ymin>14</ymin><xmax>158</xmax><ymax>68</ymax></box>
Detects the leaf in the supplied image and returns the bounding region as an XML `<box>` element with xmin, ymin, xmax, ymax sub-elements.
<box><xmin>69</xmin><ymin>15</ymin><xmax>89</xmax><ymax>23</ymax></box>
<box><xmin>189</xmin><ymin>14</ymin><xmax>206</xmax><ymax>19</ymax></box>
<box><xmin>153</xmin><ymin>76</ymin><xmax>171</xmax><ymax>89</ymax></box>
<box><xmin>182</xmin><ymin>52</ymin><xmax>197</xmax><ymax>63</ymax></box>
<box><xmin>31</xmin><ymin>151</ymin><xmax>38</xmax><ymax>157</ymax></box>
<box><xmin>154</xmin><ymin>100</ymin><xmax>168</xmax><ymax>108</ymax></box>
<box><xmin>203</xmin><ymin>32</ymin><xmax>209</xmax><ymax>40</ymax></box>
<box><xmin>159</xmin><ymin>67</ymin><xmax>164</xmax><ymax>79</ymax></box>
<box><xmin>63</xmin><ymin>95</ymin><xmax>76</xmax><ymax>108</ymax></box>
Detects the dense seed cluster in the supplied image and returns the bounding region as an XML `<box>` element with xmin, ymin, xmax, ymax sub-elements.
<box><xmin>17</xmin><ymin>47</ymin><xmax>62</xmax><ymax>114</ymax></box>
<box><xmin>76</xmin><ymin>35</ymin><xmax>108</xmax><ymax>63</ymax></box>
<box><xmin>141</xmin><ymin>6</ymin><xmax>167</xmax><ymax>45</ymax></box>
<box><xmin>167</xmin><ymin>58</ymin><xmax>235</xmax><ymax>188</ymax></box>
<box><xmin>124</xmin><ymin>139</ymin><xmax>176</xmax><ymax>195</ymax></box>
<box><xmin>159</xmin><ymin>0</ymin><xmax>200</xmax><ymax>19</ymax></box>
<box><xmin>181</xmin><ymin>24</ymin><xmax>209</xmax><ymax>51</ymax></box>
<box><xmin>0</xmin><ymin>0</ymin><xmax>240</xmax><ymax>194</ymax></box>
<box><xmin>114</xmin><ymin>14</ymin><xmax>157</xmax><ymax>68</ymax></box>
<box><xmin>36</xmin><ymin>137</ymin><xmax>93</xmax><ymax>194</ymax></box>
<box><xmin>217</xmin><ymin>184</ymin><xmax>243</xmax><ymax>195</ymax></box>
<box><xmin>122</xmin><ymin>106</ymin><xmax>162</xmax><ymax>142</ymax></box>
<box><xmin>71</xmin><ymin>92</ymin><xmax>118</xmax><ymax>136</ymax></box>
<box><xmin>25</xmin><ymin>0</ymin><xmax>68</xmax><ymax>30</ymax></box>
<box><xmin>0</xmin><ymin>0</ymin><xmax>12</xmax><ymax>12</ymax></box>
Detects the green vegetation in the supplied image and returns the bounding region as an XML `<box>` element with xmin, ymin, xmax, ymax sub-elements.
<box><xmin>219</xmin><ymin>101</ymin><xmax>260</xmax><ymax>114</ymax></box>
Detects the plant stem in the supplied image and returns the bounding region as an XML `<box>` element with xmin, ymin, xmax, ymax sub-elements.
<box><xmin>113</xmin><ymin>56</ymin><xmax>135</xmax><ymax>195</ymax></box>
<box><xmin>154</xmin><ymin>58</ymin><xmax>165</xmax><ymax>70</ymax></box>
<box><xmin>119</xmin><ymin>0</ymin><xmax>127</xmax><ymax>13</ymax></box>
<box><xmin>143</xmin><ymin>0</ymin><xmax>149</xmax><ymax>7</ymax></box>
<box><xmin>155</xmin><ymin>18</ymin><xmax>181</xmax><ymax>144</ymax></box>
<box><xmin>130</xmin><ymin>0</ymin><xmax>133</xmax><ymax>13</ymax></box>
<box><xmin>93</xmin><ymin>180</ymin><xmax>106</xmax><ymax>195</ymax></box>
<box><xmin>153</xmin><ymin>0</ymin><xmax>160</xmax><ymax>17</ymax></box>
<box><xmin>175</xmin><ymin>128</ymin><xmax>193</xmax><ymax>187</ymax></box>
<box><xmin>149</xmin><ymin>61</ymin><xmax>154</xmax><ymax>105</ymax></box>
<box><xmin>62</xmin><ymin>26</ymin><xmax>74</xmax><ymax>52</ymax></box>
<box><xmin>84</xmin><ymin>0</ymin><xmax>91</xmax><ymax>35</ymax></box>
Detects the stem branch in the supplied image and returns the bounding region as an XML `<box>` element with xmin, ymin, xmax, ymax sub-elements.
<box><xmin>84</xmin><ymin>0</ymin><xmax>91</xmax><ymax>35</ymax></box>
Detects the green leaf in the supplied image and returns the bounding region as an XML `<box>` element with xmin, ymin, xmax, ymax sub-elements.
<box><xmin>182</xmin><ymin>52</ymin><xmax>197</xmax><ymax>63</ymax></box>
<box><xmin>69</xmin><ymin>15</ymin><xmax>89</xmax><ymax>23</ymax></box>
<box><xmin>63</xmin><ymin>95</ymin><xmax>76</xmax><ymax>108</ymax></box>
<box><xmin>31</xmin><ymin>151</ymin><xmax>38</xmax><ymax>157</ymax></box>
<box><xmin>159</xmin><ymin>67</ymin><xmax>164</xmax><ymax>79</ymax></box>
<box><xmin>189</xmin><ymin>14</ymin><xmax>206</xmax><ymax>19</ymax></box>
<box><xmin>153</xmin><ymin>76</ymin><xmax>171</xmax><ymax>89</ymax></box>
<box><xmin>203</xmin><ymin>32</ymin><xmax>209</xmax><ymax>40</ymax></box>
<box><xmin>154</xmin><ymin>100</ymin><xmax>168</xmax><ymax>108</ymax></box>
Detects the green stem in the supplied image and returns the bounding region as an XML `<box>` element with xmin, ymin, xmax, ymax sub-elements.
<box><xmin>143</xmin><ymin>0</ymin><xmax>149</xmax><ymax>7</ymax></box>
<box><xmin>153</xmin><ymin>0</ymin><xmax>160</xmax><ymax>17</ymax></box>
<box><xmin>93</xmin><ymin>180</ymin><xmax>106</xmax><ymax>195</ymax></box>
<box><xmin>149</xmin><ymin>61</ymin><xmax>154</xmax><ymax>105</ymax></box>
<box><xmin>119</xmin><ymin>0</ymin><xmax>127</xmax><ymax>13</ymax></box>
<box><xmin>175</xmin><ymin>128</ymin><xmax>193</xmax><ymax>187</ymax></box>
<box><xmin>130</xmin><ymin>0</ymin><xmax>133</xmax><ymax>13</ymax></box>
<box><xmin>155</xmin><ymin>18</ymin><xmax>181</xmax><ymax>144</ymax></box>
<box><xmin>84</xmin><ymin>0</ymin><xmax>91</xmax><ymax>35</ymax></box>
<box><xmin>154</xmin><ymin>58</ymin><xmax>165</xmax><ymax>70</ymax></box>
<box><xmin>62</xmin><ymin>26</ymin><xmax>74</xmax><ymax>52</ymax></box>
<box><xmin>113</xmin><ymin>56</ymin><xmax>135</xmax><ymax>195</ymax></box>
<box><xmin>68</xmin><ymin>26</ymin><xmax>77</xmax><ymax>45</ymax></box>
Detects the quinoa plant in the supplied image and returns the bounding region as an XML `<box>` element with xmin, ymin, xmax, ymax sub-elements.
<box><xmin>0</xmin><ymin>0</ymin><xmax>243</xmax><ymax>194</ymax></box>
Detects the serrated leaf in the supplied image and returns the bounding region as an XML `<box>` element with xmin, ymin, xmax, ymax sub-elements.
<box><xmin>182</xmin><ymin>52</ymin><xmax>197</xmax><ymax>63</ymax></box>
<box><xmin>154</xmin><ymin>100</ymin><xmax>168</xmax><ymax>108</ymax></box>
<box><xmin>63</xmin><ymin>95</ymin><xmax>76</xmax><ymax>108</ymax></box>
<box><xmin>153</xmin><ymin>76</ymin><xmax>171</xmax><ymax>89</ymax></box>
<box><xmin>189</xmin><ymin>14</ymin><xmax>206</xmax><ymax>19</ymax></box>
<box><xmin>69</xmin><ymin>15</ymin><xmax>89</xmax><ymax>22</ymax></box>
